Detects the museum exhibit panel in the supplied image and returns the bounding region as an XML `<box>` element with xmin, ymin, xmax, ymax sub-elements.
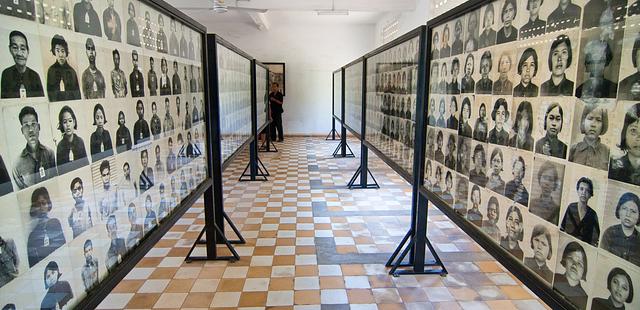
<box><xmin>422</xmin><ymin>0</ymin><xmax>640</xmax><ymax>309</ymax></box>
<box><xmin>344</xmin><ymin>59</ymin><xmax>364</xmax><ymax>138</ymax></box>
<box><xmin>0</xmin><ymin>0</ymin><xmax>210</xmax><ymax>308</ymax></box>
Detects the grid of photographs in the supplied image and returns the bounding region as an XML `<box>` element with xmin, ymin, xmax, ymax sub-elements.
<box><xmin>333</xmin><ymin>70</ymin><xmax>342</xmax><ymax>121</ymax></box>
<box><xmin>217</xmin><ymin>43</ymin><xmax>252</xmax><ymax>163</ymax></box>
<box><xmin>0</xmin><ymin>1</ymin><xmax>207</xmax><ymax>309</ymax></box>
<box><xmin>366</xmin><ymin>36</ymin><xmax>420</xmax><ymax>175</ymax></box>
<box><xmin>426</xmin><ymin>1</ymin><xmax>640</xmax><ymax>309</ymax></box>
<box><xmin>345</xmin><ymin>61</ymin><xmax>363</xmax><ymax>135</ymax></box>
<box><xmin>256</xmin><ymin>64</ymin><xmax>268</xmax><ymax>131</ymax></box>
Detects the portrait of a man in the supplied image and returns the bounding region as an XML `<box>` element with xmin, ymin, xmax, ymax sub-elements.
<box><xmin>1</xmin><ymin>30</ymin><xmax>44</xmax><ymax>98</ymax></box>
<box><xmin>133</xmin><ymin>99</ymin><xmax>151</xmax><ymax>145</ymax></box>
<box><xmin>12</xmin><ymin>106</ymin><xmax>57</xmax><ymax>189</ymax></box>
<box><xmin>46</xmin><ymin>34</ymin><xmax>81</xmax><ymax>101</ymax></box>
<box><xmin>540</xmin><ymin>35</ymin><xmax>574</xmax><ymax>96</ymax></box>
<box><xmin>81</xmin><ymin>38</ymin><xmax>105</xmax><ymax>99</ymax></box>
<box><xmin>73</xmin><ymin>0</ymin><xmax>102</xmax><ymax>37</ymax></box>
<box><xmin>130</xmin><ymin>50</ymin><xmax>144</xmax><ymax>97</ymax></box>
<box><xmin>110</xmin><ymin>49</ymin><xmax>128</xmax><ymax>97</ymax></box>
<box><xmin>103</xmin><ymin>0</ymin><xmax>121</xmax><ymax>42</ymax></box>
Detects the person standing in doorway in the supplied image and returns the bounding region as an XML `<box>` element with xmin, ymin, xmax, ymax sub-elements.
<box><xmin>269</xmin><ymin>82</ymin><xmax>284</xmax><ymax>142</ymax></box>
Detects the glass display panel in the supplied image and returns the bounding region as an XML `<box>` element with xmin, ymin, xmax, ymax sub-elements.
<box><xmin>0</xmin><ymin>0</ymin><xmax>208</xmax><ymax>308</ymax></box>
<box><xmin>425</xmin><ymin>1</ymin><xmax>640</xmax><ymax>309</ymax></box>
<box><xmin>365</xmin><ymin>36</ymin><xmax>420</xmax><ymax>176</ymax></box>
<box><xmin>216</xmin><ymin>43</ymin><xmax>251</xmax><ymax>163</ymax></box>
<box><xmin>333</xmin><ymin>70</ymin><xmax>342</xmax><ymax>121</ymax></box>
<box><xmin>256</xmin><ymin>64</ymin><xmax>268</xmax><ymax>131</ymax></box>
<box><xmin>344</xmin><ymin>61</ymin><xmax>363</xmax><ymax>136</ymax></box>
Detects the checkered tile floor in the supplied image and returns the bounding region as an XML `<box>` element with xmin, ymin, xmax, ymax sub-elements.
<box><xmin>99</xmin><ymin>136</ymin><xmax>549</xmax><ymax>309</ymax></box>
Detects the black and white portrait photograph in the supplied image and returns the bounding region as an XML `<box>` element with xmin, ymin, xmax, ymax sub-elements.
<box><xmin>589</xmin><ymin>253</ymin><xmax>640</xmax><ymax>310</ymax></box>
<box><xmin>51</xmin><ymin>103</ymin><xmax>89</xmax><ymax>175</ymax></box>
<box><xmin>103</xmin><ymin>0</ymin><xmax>122</xmax><ymax>42</ymax></box>
<box><xmin>488</xmin><ymin>96</ymin><xmax>512</xmax><ymax>146</ymax></box>
<box><xmin>456</xmin><ymin>136</ymin><xmax>471</xmax><ymax>175</ymax></box>
<box><xmin>619</xmin><ymin>28</ymin><xmax>640</xmax><ymax>100</ymax></box>
<box><xmin>539</xmin><ymin>31</ymin><xmax>579</xmax><ymax>97</ymax></box>
<box><xmin>519</xmin><ymin>0</ymin><xmax>547</xmax><ymax>40</ymax></box>
<box><xmin>499</xmin><ymin>204</ymin><xmax>526</xmax><ymax>260</ymax></box>
<box><xmin>451</xmin><ymin>17</ymin><xmax>465</xmax><ymax>56</ymax></box>
<box><xmin>476</xmin><ymin>50</ymin><xmax>493</xmax><ymax>95</ymax></box>
<box><xmin>42</xmin><ymin>33</ymin><xmax>81</xmax><ymax>102</ymax></box>
<box><xmin>79</xmin><ymin>38</ymin><xmax>107</xmax><ymax>99</ymax></box>
<box><xmin>481</xmin><ymin>194</ymin><xmax>507</xmax><ymax>241</ymax></box>
<box><xmin>478</xmin><ymin>2</ymin><xmax>497</xmax><ymax>49</ymax></box>
<box><xmin>582</xmin><ymin>0</ymin><xmax>627</xmax><ymax>31</ymax></box>
<box><xmin>36</xmin><ymin>0</ymin><xmax>72</xmax><ymax>30</ymax></box>
<box><xmin>74</xmin><ymin>0</ymin><xmax>103</xmax><ymax>37</ymax></box>
<box><xmin>553</xmin><ymin>234</ymin><xmax>596</xmax><ymax>310</ymax></box>
<box><xmin>458</xmin><ymin>95</ymin><xmax>473</xmax><ymax>137</ymax></box>
<box><xmin>453</xmin><ymin>174</ymin><xmax>469</xmax><ymax>216</ymax></box>
<box><xmin>461</xmin><ymin>53</ymin><xmax>475</xmax><ymax>93</ymax></box>
<box><xmin>534</xmin><ymin>99</ymin><xmax>573</xmax><ymax>160</ymax></box>
<box><xmin>126</xmin><ymin>1</ymin><xmax>141</xmax><ymax>47</ymax></box>
<box><xmin>496</xmin><ymin>0</ymin><xmax>519</xmax><ymax>44</ymax></box>
<box><xmin>522</xmin><ymin>217</ymin><xmax>559</xmax><ymax>284</ymax></box>
<box><xmin>469</xmin><ymin>140</ymin><xmax>488</xmax><ymax>187</ymax></box>
<box><xmin>40</xmin><ymin>260</ymin><xmax>74</xmax><ymax>309</ymax></box>
<box><xmin>513</xmin><ymin>47</ymin><xmax>541</xmax><ymax>97</ymax></box>
<box><xmin>466</xmin><ymin>183</ymin><xmax>484</xmax><ymax>227</ymax></box>
<box><xmin>546</xmin><ymin>0</ymin><xmax>582</xmax><ymax>33</ymax></box>
<box><xmin>504</xmin><ymin>152</ymin><xmax>533</xmax><ymax>207</ymax></box>
<box><xmin>486</xmin><ymin>144</ymin><xmax>509</xmax><ymax>195</ymax></box>
<box><xmin>0</xmin><ymin>24</ymin><xmax>45</xmax><ymax>99</ymax></box>
<box><xmin>509</xmin><ymin>99</ymin><xmax>535</xmax><ymax>151</ymax></box>
<box><xmin>530</xmin><ymin>157</ymin><xmax>565</xmax><ymax>225</ymax></box>
<box><xmin>89</xmin><ymin>103</ymin><xmax>114</xmax><ymax>162</ymax></box>
<box><xmin>568</xmin><ymin>101</ymin><xmax>614</xmax><ymax>170</ymax></box>
<box><xmin>601</xmin><ymin>181</ymin><xmax>640</xmax><ymax>267</ymax></box>
<box><xmin>492</xmin><ymin>51</ymin><xmax>515</xmax><ymax>95</ymax></box>
<box><xmin>129</xmin><ymin>50</ymin><xmax>144</xmax><ymax>97</ymax></box>
<box><xmin>559</xmin><ymin>167</ymin><xmax>605</xmax><ymax>247</ymax></box>
<box><xmin>464</xmin><ymin>10</ymin><xmax>479</xmax><ymax>52</ymax></box>
<box><xmin>472</xmin><ymin>95</ymin><xmax>489</xmax><ymax>142</ymax></box>
<box><xmin>575</xmin><ymin>25</ymin><xmax>623</xmax><ymax>100</ymax></box>
<box><xmin>608</xmin><ymin>101</ymin><xmax>640</xmax><ymax>186</ymax></box>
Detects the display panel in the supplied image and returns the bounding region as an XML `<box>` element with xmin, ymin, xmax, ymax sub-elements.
<box><xmin>425</xmin><ymin>1</ymin><xmax>640</xmax><ymax>309</ymax></box>
<box><xmin>344</xmin><ymin>60</ymin><xmax>363</xmax><ymax>137</ymax></box>
<box><xmin>256</xmin><ymin>64</ymin><xmax>268</xmax><ymax>131</ymax></box>
<box><xmin>365</xmin><ymin>36</ymin><xmax>420</xmax><ymax>176</ymax></box>
<box><xmin>216</xmin><ymin>43</ymin><xmax>251</xmax><ymax>163</ymax></box>
<box><xmin>333</xmin><ymin>69</ymin><xmax>342</xmax><ymax>122</ymax></box>
<box><xmin>0</xmin><ymin>0</ymin><xmax>208</xmax><ymax>308</ymax></box>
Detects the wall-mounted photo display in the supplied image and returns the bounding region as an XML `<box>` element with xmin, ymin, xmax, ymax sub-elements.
<box><xmin>365</xmin><ymin>35</ymin><xmax>420</xmax><ymax>175</ymax></box>
<box><xmin>426</xmin><ymin>1</ymin><xmax>640</xmax><ymax>308</ymax></box>
<box><xmin>0</xmin><ymin>1</ymin><xmax>208</xmax><ymax>308</ymax></box>
<box><xmin>332</xmin><ymin>69</ymin><xmax>342</xmax><ymax>121</ymax></box>
<box><xmin>344</xmin><ymin>60</ymin><xmax>363</xmax><ymax>136</ymax></box>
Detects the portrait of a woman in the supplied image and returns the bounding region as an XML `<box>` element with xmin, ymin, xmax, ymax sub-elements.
<box><xmin>569</xmin><ymin>104</ymin><xmax>609</xmax><ymax>170</ymax></box>
<box><xmin>505</xmin><ymin>156</ymin><xmax>529</xmax><ymax>207</ymax></box>
<box><xmin>478</xmin><ymin>3</ymin><xmax>496</xmax><ymax>48</ymax></box>
<box><xmin>482</xmin><ymin>196</ymin><xmax>500</xmax><ymax>241</ymax></box>
<box><xmin>524</xmin><ymin>224</ymin><xmax>553</xmax><ymax>283</ymax></box>
<box><xmin>486</xmin><ymin>148</ymin><xmax>506</xmax><ymax>194</ymax></box>
<box><xmin>591</xmin><ymin>267</ymin><xmax>635</xmax><ymax>310</ymax></box>
<box><xmin>90</xmin><ymin>104</ymin><xmax>114</xmax><ymax>162</ymax></box>
<box><xmin>461</xmin><ymin>53</ymin><xmax>475</xmax><ymax>93</ymax></box>
<box><xmin>493</xmin><ymin>52</ymin><xmax>513</xmax><ymax>95</ymax></box>
<box><xmin>553</xmin><ymin>241</ymin><xmax>588</xmax><ymax>310</ymax></box>
<box><xmin>55</xmin><ymin>105</ymin><xmax>88</xmax><ymax>175</ymax></box>
<box><xmin>488</xmin><ymin>98</ymin><xmax>510</xmax><ymax>146</ymax></box>
<box><xmin>496</xmin><ymin>0</ymin><xmax>518</xmax><ymax>44</ymax></box>
<box><xmin>509</xmin><ymin>101</ymin><xmax>534</xmax><ymax>151</ymax></box>
<box><xmin>500</xmin><ymin>205</ymin><xmax>524</xmax><ymax>260</ymax></box>
<box><xmin>513</xmin><ymin>48</ymin><xmax>539</xmax><ymax>97</ymax></box>
<box><xmin>530</xmin><ymin>160</ymin><xmax>562</xmax><ymax>225</ymax></box>
<box><xmin>560</xmin><ymin>177</ymin><xmax>600</xmax><ymax>247</ymax></box>
<box><xmin>601</xmin><ymin>192</ymin><xmax>640</xmax><ymax>267</ymax></box>
<box><xmin>609</xmin><ymin>103</ymin><xmax>640</xmax><ymax>186</ymax></box>
<box><xmin>473</xmin><ymin>103</ymin><xmax>489</xmax><ymax>142</ymax></box>
<box><xmin>458</xmin><ymin>97</ymin><xmax>473</xmax><ymax>137</ymax></box>
<box><xmin>467</xmin><ymin>184</ymin><xmax>483</xmax><ymax>227</ymax></box>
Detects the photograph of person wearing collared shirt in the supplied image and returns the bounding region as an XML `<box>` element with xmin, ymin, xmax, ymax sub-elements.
<box><xmin>133</xmin><ymin>99</ymin><xmax>151</xmax><ymax>145</ymax></box>
<box><xmin>55</xmin><ymin>105</ymin><xmax>88</xmax><ymax>175</ymax></box>
<box><xmin>568</xmin><ymin>104</ymin><xmax>609</xmax><ymax>170</ymax></box>
<box><xmin>520</xmin><ymin>0</ymin><xmax>546</xmax><ymax>40</ymax></box>
<box><xmin>89</xmin><ymin>103</ymin><xmax>113</xmax><ymax>162</ymax></box>
<box><xmin>619</xmin><ymin>32</ymin><xmax>640</xmax><ymax>101</ymax></box>
<box><xmin>157</xmin><ymin>14</ymin><xmax>168</xmax><ymax>54</ymax></box>
<box><xmin>126</xmin><ymin>1</ymin><xmax>140</xmax><ymax>47</ymax></box>
<box><xmin>159</xmin><ymin>58</ymin><xmax>171</xmax><ymax>95</ymax></box>
<box><xmin>12</xmin><ymin>106</ymin><xmax>57</xmax><ymax>189</ymax></box>
<box><xmin>46</xmin><ymin>34</ymin><xmax>80</xmax><ymax>102</ymax></box>
<box><xmin>27</xmin><ymin>187</ymin><xmax>65</xmax><ymax>267</ymax></box>
<box><xmin>540</xmin><ymin>34</ymin><xmax>574</xmax><ymax>96</ymax></box>
<box><xmin>478</xmin><ymin>3</ymin><xmax>496</xmax><ymax>49</ymax></box>
<box><xmin>530</xmin><ymin>159</ymin><xmax>564</xmax><ymax>225</ymax></box>
<box><xmin>496</xmin><ymin>0</ymin><xmax>518</xmax><ymax>44</ymax></box>
<box><xmin>513</xmin><ymin>48</ymin><xmax>539</xmax><ymax>97</ymax></box>
<box><xmin>81</xmin><ymin>239</ymin><xmax>98</xmax><ymax>291</ymax></box>
<box><xmin>81</xmin><ymin>38</ymin><xmax>105</xmax><ymax>99</ymax></box>
<box><xmin>115</xmin><ymin>111</ymin><xmax>132</xmax><ymax>153</ymax></box>
<box><xmin>103</xmin><ymin>0</ymin><xmax>121</xmax><ymax>42</ymax></box>
<box><xmin>139</xmin><ymin>149</ymin><xmax>154</xmax><ymax>193</ymax></box>
<box><xmin>172</xmin><ymin>60</ymin><xmax>181</xmax><ymax>94</ymax></box>
<box><xmin>535</xmin><ymin>102</ymin><xmax>568</xmax><ymax>159</ymax></box>
<box><xmin>601</xmin><ymin>191</ymin><xmax>640</xmax><ymax>268</ymax></box>
<box><xmin>147</xmin><ymin>57</ymin><xmax>158</xmax><ymax>96</ymax></box>
<box><xmin>67</xmin><ymin>177</ymin><xmax>93</xmax><ymax>239</ymax></box>
<box><xmin>609</xmin><ymin>103</ymin><xmax>640</xmax><ymax>186</ymax></box>
<box><xmin>130</xmin><ymin>50</ymin><xmax>144</xmax><ymax>97</ymax></box>
<box><xmin>73</xmin><ymin>0</ymin><xmax>101</xmax><ymax>37</ymax></box>
<box><xmin>560</xmin><ymin>177</ymin><xmax>600</xmax><ymax>246</ymax></box>
<box><xmin>546</xmin><ymin>0</ymin><xmax>581</xmax><ymax>33</ymax></box>
<box><xmin>1</xmin><ymin>30</ymin><xmax>44</xmax><ymax>98</ymax></box>
<box><xmin>110</xmin><ymin>49</ymin><xmax>128</xmax><ymax>97</ymax></box>
<box><xmin>142</xmin><ymin>11</ymin><xmax>155</xmax><ymax>50</ymax></box>
<box><xmin>476</xmin><ymin>51</ymin><xmax>493</xmax><ymax>94</ymax></box>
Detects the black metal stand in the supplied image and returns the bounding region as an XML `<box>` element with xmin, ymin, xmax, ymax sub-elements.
<box><xmin>185</xmin><ymin>222</ymin><xmax>240</xmax><ymax>262</ymax></box>
<box><xmin>332</xmin><ymin>126</ymin><xmax>354</xmax><ymax>157</ymax></box>
<box><xmin>259</xmin><ymin>124</ymin><xmax>278</xmax><ymax>152</ymax></box>
<box><xmin>325</xmin><ymin>118</ymin><xmax>341</xmax><ymax>140</ymax></box>
<box><xmin>240</xmin><ymin>140</ymin><xmax>270</xmax><ymax>181</ymax></box>
<box><xmin>386</xmin><ymin>194</ymin><xmax>447</xmax><ymax>277</ymax></box>
<box><xmin>347</xmin><ymin>145</ymin><xmax>379</xmax><ymax>189</ymax></box>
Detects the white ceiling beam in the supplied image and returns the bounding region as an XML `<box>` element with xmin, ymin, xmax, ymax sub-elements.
<box><xmin>247</xmin><ymin>11</ymin><xmax>270</xmax><ymax>30</ymax></box>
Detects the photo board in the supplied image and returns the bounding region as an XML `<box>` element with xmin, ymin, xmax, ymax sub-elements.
<box><xmin>255</xmin><ymin>62</ymin><xmax>269</xmax><ymax>132</ymax></box>
<box><xmin>344</xmin><ymin>59</ymin><xmax>364</xmax><ymax>138</ymax></box>
<box><xmin>332</xmin><ymin>69</ymin><xmax>343</xmax><ymax>123</ymax></box>
<box><xmin>364</xmin><ymin>31</ymin><xmax>421</xmax><ymax>179</ymax></box>
<box><xmin>424</xmin><ymin>0</ymin><xmax>640</xmax><ymax>309</ymax></box>
<box><xmin>0</xmin><ymin>0</ymin><xmax>208</xmax><ymax>308</ymax></box>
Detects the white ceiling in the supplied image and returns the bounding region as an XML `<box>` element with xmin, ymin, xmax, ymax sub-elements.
<box><xmin>167</xmin><ymin>0</ymin><xmax>416</xmax><ymax>27</ymax></box>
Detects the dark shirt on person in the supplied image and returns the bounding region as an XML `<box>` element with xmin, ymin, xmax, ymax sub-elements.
<box><xmin>130</xmin><ymin>69</ymin><xmax>144</xmax><ymax>97</ymax></box>
<box><xmin>473</xmin><ymin>119</ymin><xmax>488</xmax><ymax>142</ymax></box>
<box><xmin>478</xmin><ymin>29</ymin><xmax>496</xmax><ymax>48</ymax></box>
<box><xmin>12</xmin><ymin>143</ymin><xmax>57</xmax><ymax>190</ymax></box>
<box><xmin>139</xmin><ymin>167</ymin><xmax>154</xmax><ymax>193</ymax></box>
<box><xmin>150</xmin><ymin>115</ymin><xmax>161</xmax><ymax>138</ymax></box>
<box><xmin>0</xmin><ymin>0</ymin><xmax>36</xmax><ymax>21</ymax></box>
<box><xmin>0</xmin><ymin>237</ymin><xmax>18</xmax><ymax>287</ymax></box>
<box><xmin>601</xmin><ymin>225</ymin><xmax>640</xmax><ymax>267</ymax></box>
<box><xmin>618</xmin><ymin>71</ymin><xmax>640</xmax><ymax>100</ymax></box>
<box><xmin>568</xmin><ymin>138</ymin><xmax>609</xmax><ymax>170</ymax></box>
<box><xmin>523</xmin><ymin>257</ymin><xmax>553</xmax><ymax>283</ymax></box>
<box><xmin>172</xmin><ymin>73</ymin><xmax>181</xmax><ymax>94</ymax></box>
<box><xmin>546</xmin><ymin>3</ymin><xmax>581</xmax><ymax>33</ymax></box>
<box><xmin>47</xmin><ymin>62</ymin><xmax>81</xmax><ymax>102</ymax></box>
<box><xmin>467</xmin><ymin>207</ymin><xmax>483</xmax><ymax>227</ymax></box>
<box><xmin>519</xmin><ymin>18</ymin><xmax>546</xmax><ymax>40</ymax></box>
<box><xmin>166</xmin><ymin>152</ymin><xmax>176</xmax><ymax>174</ymax></box>
<box><xmin>73</xmin><ymin>2</ymin><xmax>101</xmax><ymax>37</ymax></box>
<box><xmin>513</xmin><ymin>82</ymin><xmax>538</xmax><ymax>97</ymax></box>
<box><xmin>157</xmin><ymin>30</ymin><xmax>168</xmax><ymax>53</ymax></box>
<box><xmin>459</xmin><ymin>122</ymin><xmax>472</xmax><ymax>138</ymax></box>
<box><xmin>496</xmin><ymin>26</ymin><xmax>518</xmax><ymax>44</ymax></box>
<box><xmin>56</xmin><ymin>134</ymin><xmax>89</xmax><ymax>175</ymax></box>
<box><xmin>451</xmin><ymin>39</ymin><xmax>463</xmax><ymax>55</ymax></box>
<box><xmin>159</xmin><ymin>74</ymin><xmax>171</xmax><ymax>95</ymax></box>
<box><xmin>106</xmin><ymin>237</ymin><xmax>126</xmax><ymax>270</ymax></box>
<box><xmin>575</xmin><ymin>78</ymin><xmax>618</xmax><ymax>99</ymax></box>
<box><xmin>27</xmin><ymin>218</ymin><xmax>65</xmax><ymax>267</ymax></box>
<box><xmin>530</xmin><ymin>195</ymin><xmax>560</xmax><ymax>225</ymax></box>
<box><xmin>448</xmin><ymin>80</ymin><xmax>460</xmax><ymax>94</ymax></box>
<box><xmin>115</xmin><ymin>125</ymin><xmax>132</xmax><ymax>153</ymax></box>
<box><xmin>447</xmin><ymin>116</ymin><xmax>458</xmax><ymax>130</ymax></box>
<box><xmin>440</xmin><ymin>45</ymin><xmax>451</xmax><ymax>58</ymax></box>
<box><xmin>1</xmin><ymin>65</ymin><xmax>44</xmax><ymax>98</ymax></box>
<box><xmin>492</xmin><ymin>78</ymin><xmax>512</xmax><ymax>95</ymax></box>
<box><xmin>582</xmin><ymin>0</ymin><xmax>628</xmax><ymax>29</ymax></box>
<box><xmin>505</xmin><ymin>180</ymin><xmax>529</xmax><ymax>207</ymax></box>
<box><xmin>499</xmin><ymin>237</ymin><xmax>524</xmax><ymax>260</ymax></box>
<box><xmin>41</xmin><ymin>280</ymin><xmax>73</xmax><ymax>310</ymax></box>
<box><xmin>180</xmin><ymin>36</ymin><xmax>188</xmax><ymax>58</ymax></box>
<box><xmin>535</xmin><ymin>134</ymin><xmax>567</xmax><ymax>159</ymax></box>
<box><xmin>0</xmin><ymin>155</ymin><xmax>12</xmax><ymax>196</ymax></box>
<box><xmin>142</xmin><ymin>26</ymin><xmax>154</xmax><ymax>50</ymax></box>
<box><xmin>127</xmin><ymin>18</ymin><xmax>140</xmax><ymax>46</ymax></box>
<box><xmin>461</xmin><ymin>76</ymin><xmax>474</xmax><ymax>93</ymax></box>
<box><xmin>540</xmin><ymin>76</ymin><xmax>574</xmax><ymax>96</ymax></box>
<box><xmin>609</xmin><ymin>154</ymin><xmax>640</xmax><ymax>186</ymax></box>
<box><xmin>90</xmin><ymin>129</ymin><xmax>114</xmax><ymax>161</ymax></box>
<box><xmin>170</xmin><ymin>33</ymin><xmax>179</xmax><ymax>56</ymax></box>
<box><xmin>82</xmin><ymin>67</ymin><xmax>106</xmax><ymax>99</ymax></box>
<box><xmin>475</xmin><ymin>77</ymin><xmax>492</xmax><ymax>94</ymax></box>
<box><xmin>508</xmin><ymin>134</ymin><xmax>534</xmax><ymax>152</ymax></box>
<box><xmin>133</xmin><ymin>119</ymin><xmax>151</xmax><ymax>145</ymax></box>
<box><xmin>552</xmin><ymin>273</ymin><xmax>588</xmax><ymax>310</ymax></box>
<box><xmin>270</xmin><ymin>91</ymin><xmax>284</xmax><ymax>114</ymax></box>
<box><xmin>469</xmin><ymin>169</ymin><xmax>488</xmax><ymax>187</ymax></box>
<box><xmin>488</xmin><ymin>128</ymin><xmax>509</xmax><ymax>146</ymax></box>
<box><xmin>103</xmin><ymin>7</ymin><xmax>121</xmax><ymax>42</ymax></box>
<box><xmin>147</xmin><ymin>70</ymin><xmax>158</xmax><ymax>96</ymax></box>
<box><xmin>591</xmin><ymin>297</ymin><xmax>626</xmax><ymax>310</ymax></box>
<box><xmin>560</xmin><ymin>203</ymin><xmax>600</xmax><ymax>246</ymax></box>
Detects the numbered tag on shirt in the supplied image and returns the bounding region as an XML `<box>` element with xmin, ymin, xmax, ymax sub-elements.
<box><xmin>136</xmin><ymin>84</ymin><xmax>140</xmax><ymax>91</ymax></box>
<box><xmin>19</xmin><ymin>84</ymin><xmax>26</xmax><ymax>99</ymax></box>
<box><xmin>93</xmin><ymin>81</ymin><xmax>98</xmax><ymax>92</ymax></box>
<box><xmin>69</xmin><ymin>149</ymin><xmax>74</xmax><ymax>161</ymax></box>
<box><xmin>39</xmin><ymin>166</ymin><xmax>46</xmax><ymax>178</ymax></box>
<box><xmin>13</xmin><ymin>0</ymin><xmax>18</xmax><ymax>5</ymax></box>
<box><xmin>85</xmin><ymin>12</ymin><xmax>90</xmax><ymax>24</ymax></box>
<box><xmin>121</xmin><ymin>138</ymin><xmax>125</xmax><ymax>144</ymax></box>
<box><xmin>101</xmin><ymin>143</ymin><xmax>104</xmax><ymax>152</ymax></box>
<box><xmin>43</xmin><ymin>233</ymin><xmax>50</xmax><ymax>247</ymax></box>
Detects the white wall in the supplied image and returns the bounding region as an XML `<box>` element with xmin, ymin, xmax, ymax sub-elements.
<box><xmin>207</xmin><ymin>20</ymin><xmax>375</xmax><ymax>135</ymax></box>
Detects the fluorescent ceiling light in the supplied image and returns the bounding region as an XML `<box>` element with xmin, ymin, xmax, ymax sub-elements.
<box><xmin>316</xmin><ymin>10</ymin><xmax>349</xmax><ymax>16</ymax></box>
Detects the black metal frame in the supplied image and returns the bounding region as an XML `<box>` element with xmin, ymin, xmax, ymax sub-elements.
<box><xmin>342</xmin><ymin>58</ymin><xmax>364</xmax><ymax>140</ymax></box>
<box><xmin>72</xmin><ymin>0</ymin><xmax>226</xmax><ymax>308</ymax></box>
<box><xmin>263</xmin><ymin>62</ymin><xmax>286</xmax><ymax>96</ymax></box>
<box><xmin>332</xmin><ymin>68</ymin><xmax>355</xmax><ymax>158</ymax></box>
<box><xmin>421</xmin><ymin>0</ymin><xmax>574</xmax><ymax>308</ymax></box>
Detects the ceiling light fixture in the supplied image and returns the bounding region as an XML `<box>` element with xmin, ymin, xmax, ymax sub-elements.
<box><xmin>316</xmin><ymin>0</ymin><xmax>348</xmax><ymax>16</ymax></box>
<box><xmin>213</xmin><ymin>0</ymin><xmax>228</xmax><ymax>13</ymax></box>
